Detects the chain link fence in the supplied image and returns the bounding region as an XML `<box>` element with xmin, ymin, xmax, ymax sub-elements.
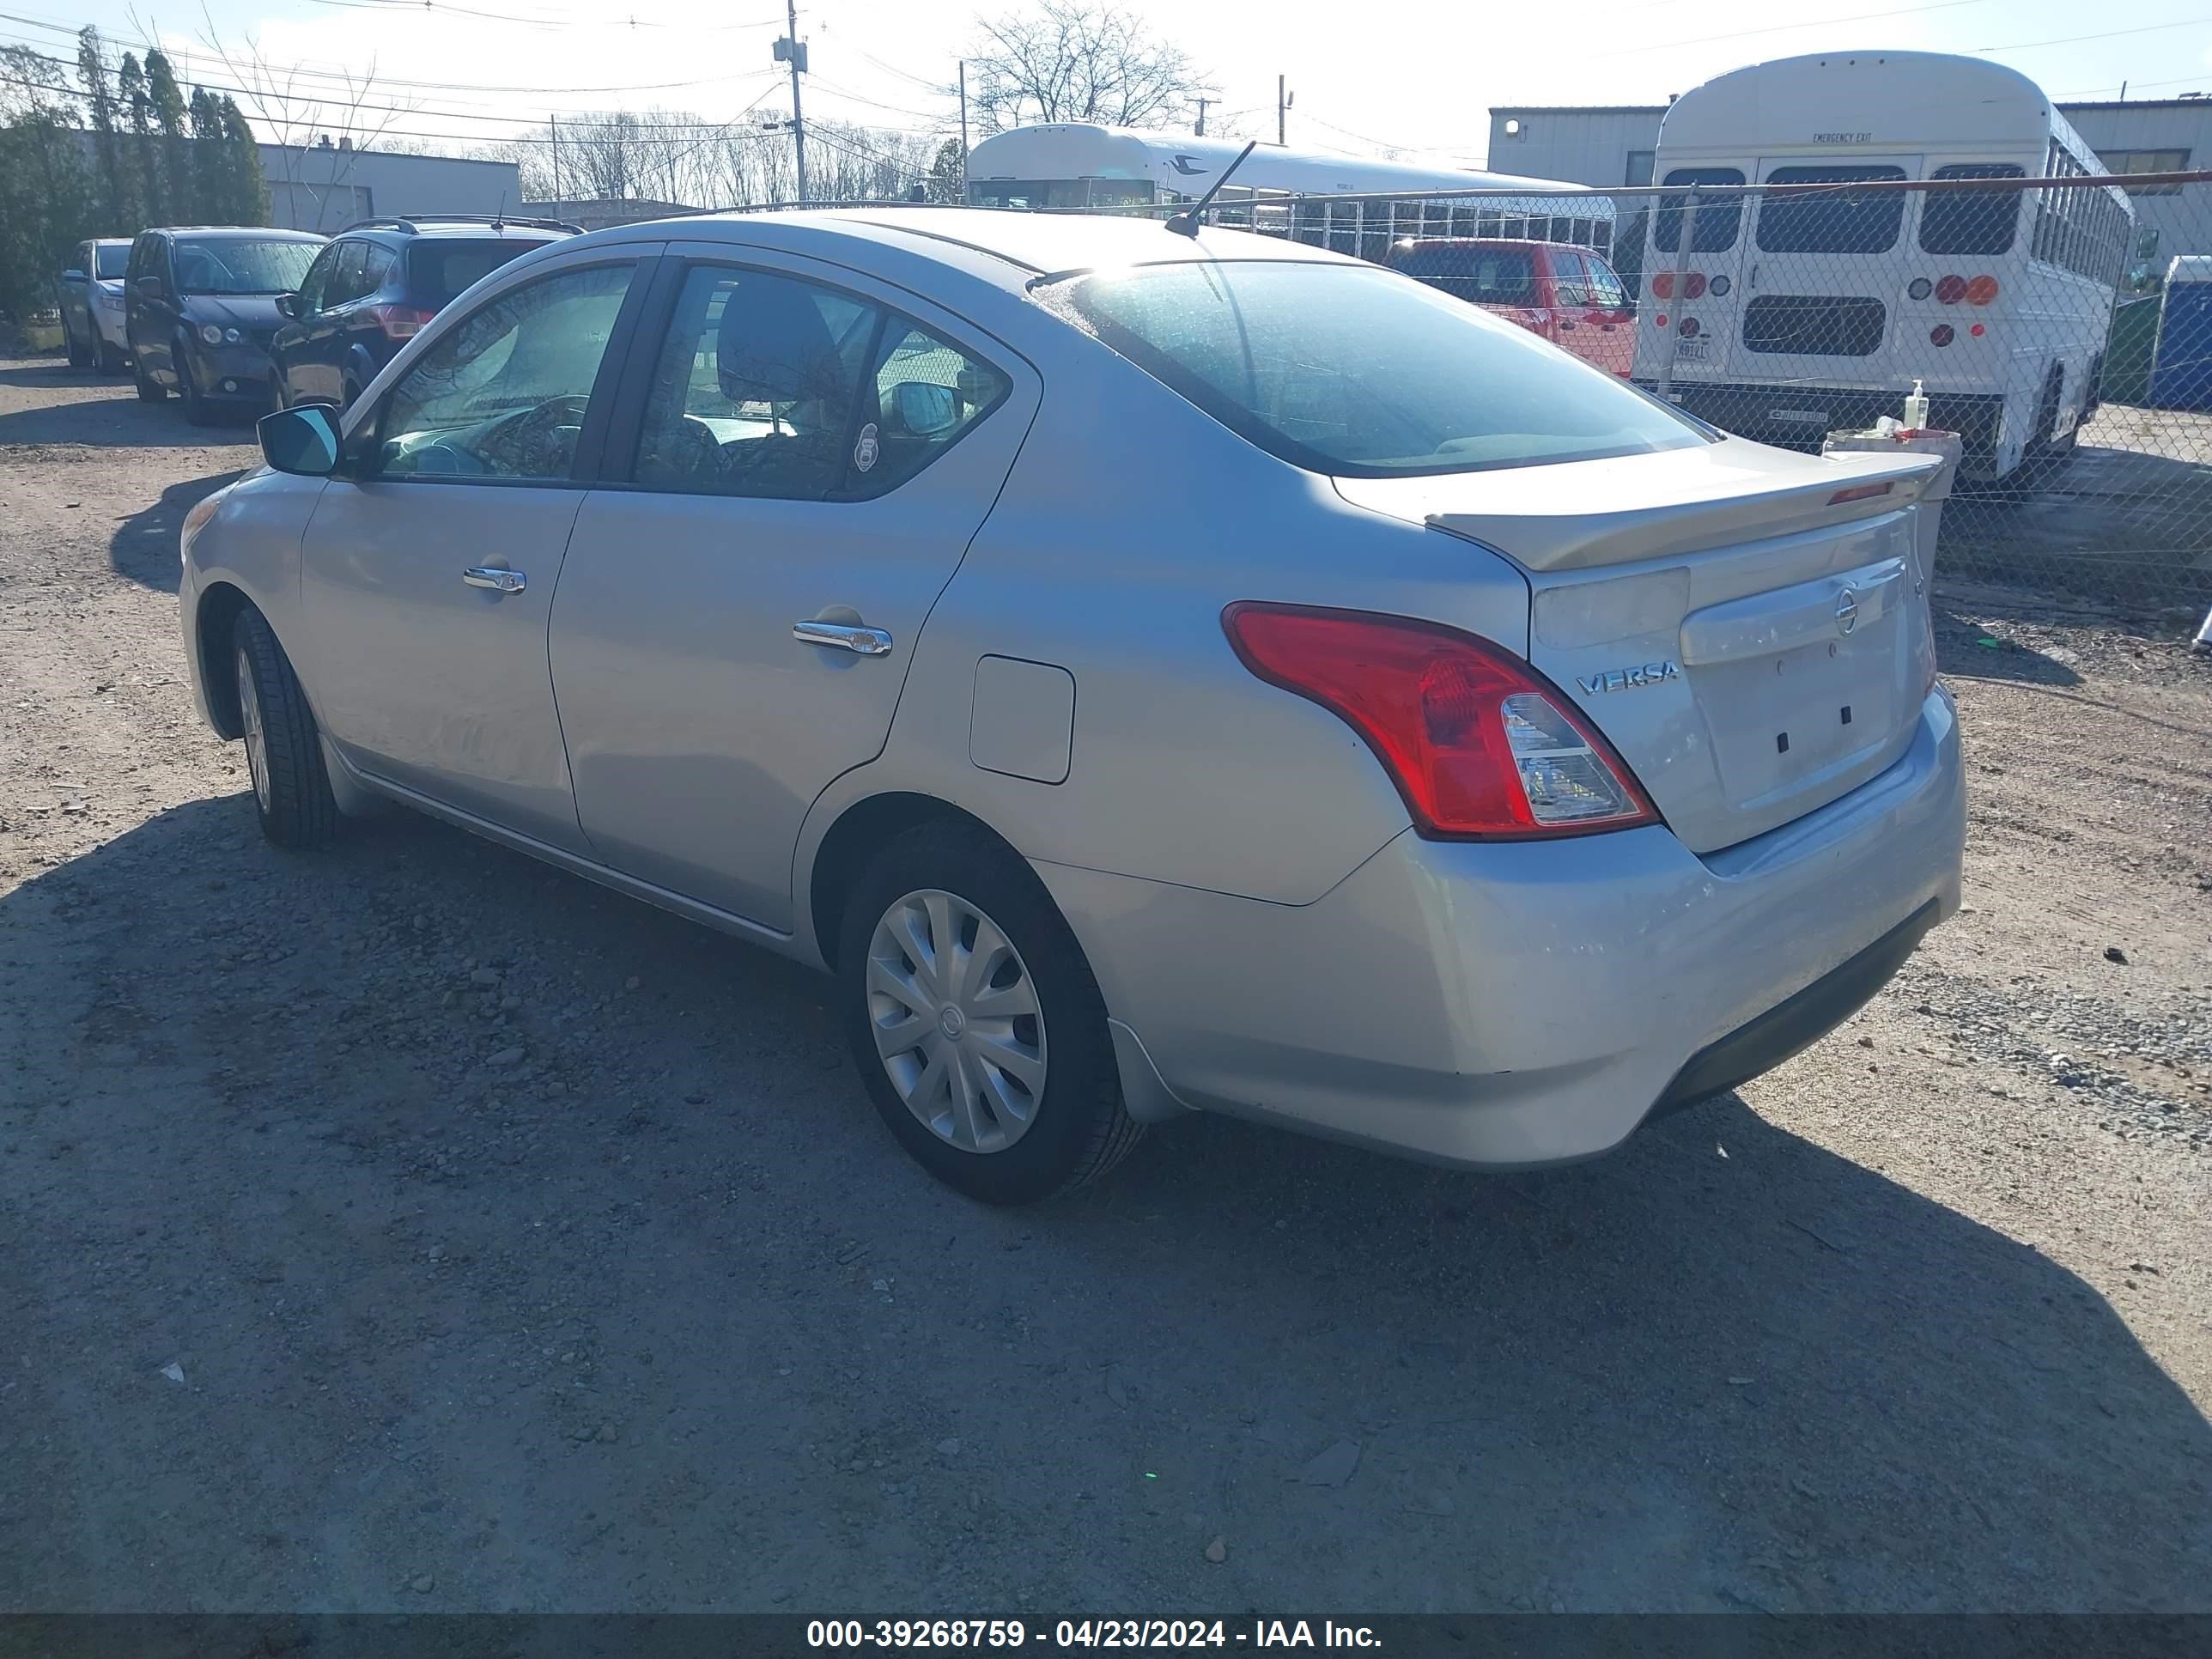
<box><xmin>1139</xmin><ymin>173</ymin><xmax>2212</xmax><ymax>618</ymax></box>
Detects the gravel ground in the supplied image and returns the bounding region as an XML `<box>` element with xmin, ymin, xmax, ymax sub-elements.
<box><xmin>3</xmin><ymin>356</ymin><xmax>2209</xmax><ymax>1614</ymax></box>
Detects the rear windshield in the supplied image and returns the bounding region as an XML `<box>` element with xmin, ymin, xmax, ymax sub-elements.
<box><xmin>1389</xmin><ymin>246</ymin><xmax>1537</xmax><ymax>306</ymax></box>
<box><xmin>1654</xmin><ymin>168</ymin><xmax>1744</xmax><ymax>253</ymax></box>
<box><xmin>1042</xmin><ymin>260</ymin><xmax>1706</xmax><ymax>477</ymax></box>
<box><xmin>1918</xmin><ymin>164</ymin><xmax>2026</xmax><ymax>257</ymax></box>
<box><xmin>1756</xmin><ymin>166</ymin><xmax>1909</xmax><ymax>254</ymax></box>
<box><xmin>173</xmin><ymin>237</ymin><xmax>322</xmax><ymax>295</ymax></box>
<box><xmin>409</xmin><ymin>240</ymin><xmax>549</xmax><ymax>306</ymax></box>
<box><xmin>94</xmin><ymin>244</ymin><xmax>129</xmax><ymax>277</ymax></box>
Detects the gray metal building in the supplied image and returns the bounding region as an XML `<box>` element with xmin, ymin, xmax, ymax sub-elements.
<box><xmin>259</xmin><ymin>140</ymin><xmax>524</xmax><ymax>233</ymax></box>
<box><xmin>1487</xmin><ymin>95</ymin><xmax>2212</xmax><ymax>260</ymax></box>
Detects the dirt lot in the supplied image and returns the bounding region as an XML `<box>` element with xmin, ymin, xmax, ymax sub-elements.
<box><xmin>3</xmin><ymin>355</ymin><xmax>2209</xmax><ymax>1615</ymax></box>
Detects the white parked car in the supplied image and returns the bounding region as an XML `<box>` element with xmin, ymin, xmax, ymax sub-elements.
<box><xmin>179</xmin><ymin>208</ymin><xmax>1965</xmax><ymax>1203</ymax></box>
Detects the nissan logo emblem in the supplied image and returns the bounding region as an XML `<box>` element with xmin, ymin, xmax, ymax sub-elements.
<box><xmin>1835</xmin><ymin>586</ymin><xmax>1860</xmax><ymax>635</ymax></box>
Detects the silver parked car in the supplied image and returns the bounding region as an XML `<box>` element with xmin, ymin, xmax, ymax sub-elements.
<box><xmin>178</xmin><ymin>209</ymin><xmax>1965</xmax><ymax>1204</ymax></box>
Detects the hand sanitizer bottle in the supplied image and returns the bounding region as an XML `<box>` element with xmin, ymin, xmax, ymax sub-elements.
<box><xmin>1903</xmin><ymin>379</ymin><xmax>1929</xmax><ymax>430</ymax></box>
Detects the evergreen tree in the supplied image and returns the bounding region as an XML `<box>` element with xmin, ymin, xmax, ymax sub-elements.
<box><xmin>221</xmin><ymin>98</ymin><xmax>269</xmax><ymax>224</ymax></box>
<box><xmin>144</xmin><ymin>49</ymin><xmax>190</xmax><ymax>222</ymax></box>
<box><xmin>188</xmin><ymin>86</ymin><xmax>224</xmax><ymax>222</ymax></box>
<box><xmin>76</xmin><ymin>27</ymin><xmax>129</xmax><ymax>230</ymax></box>
<box><xmin>118</xmin><ymin>53</ymin><xmax>158</xmax><ymax>222</ymax></box>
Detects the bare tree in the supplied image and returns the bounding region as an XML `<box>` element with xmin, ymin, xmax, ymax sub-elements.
<box><xmin>966</xmin><ymin>1</ymin><xmax>1212</xmax><ymax>135</ymax></box>
<box><xmin>189</xmin><ymin>5</ymin><xmax>416</xmax><ymax>230</ymax></box>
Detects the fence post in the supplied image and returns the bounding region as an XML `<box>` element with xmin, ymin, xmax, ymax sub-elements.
<box><xmin>1654</xmin><ymin>194</ymin><xmax>1700</xmax><ymax>404</ymax></box>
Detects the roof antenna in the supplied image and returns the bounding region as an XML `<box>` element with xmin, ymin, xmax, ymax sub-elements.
<box><xmin>1165</xmin><ymin>140</ymin><xmax>1257</xmax><ymax>237</ymax></box>
<box><xmin>493</xmin><ymin>189</ymin><xmax>507</xmax><ymax>231</ymax></box>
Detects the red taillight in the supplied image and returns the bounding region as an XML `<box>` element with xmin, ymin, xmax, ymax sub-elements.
<box><xmin>1964</xmin><ymin>275</ymin><xmax>1999</xmax><ymax>306</ymax></box>
<box><xmin>1935</xmin><ymin>275</ymin><xmax>1967</xmax><ymax>305</ymax></box>
<box><xmin>367</xmin><ymin>303</ymin><xmax>435</xmax><ymax>341</ymax></box>
<box><xmin>1654</xmin><ymin>313</ymin><xmax>1669</xmax><ymax>328</ymax></box>
<box><xmin>1221</xmin><ymin>604</ymin><xmax>1660</xmax><ymax>841</ymax></box>
<box><xmin>1970</xmin><ymin>322</ymin><xmax>1985</xmax><ymax>337</ymax></box>
<box><xmin>1681</xmin><ymin>271</ymin><xmax>1707</xmax><ymax>301</ymax></box>
<box><xmin>1649</xmin><ymin>270</ymin><xmax>1675</xmax><ymax>300</ymax></box>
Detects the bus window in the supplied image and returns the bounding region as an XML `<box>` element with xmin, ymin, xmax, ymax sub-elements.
<box><xmin>1919</xmin><ymin>164</ymin><xmax>2025</xmax><ymax>257</ymax></box>
<box><xmin>1756</xmin><ymin>165</ymin><xmax>1908</xmax><ymax>254</ymax></box>
<box><xmin>1653</xmin><ymin>168</ymin><xmax>1744</xmax><ymax>253</ymax></box>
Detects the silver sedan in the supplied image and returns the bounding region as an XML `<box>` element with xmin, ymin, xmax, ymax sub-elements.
<box><xmin>179</xmin><ymin>208</ymin><xmax>1965</xmax><ymax>1204</ymax></box>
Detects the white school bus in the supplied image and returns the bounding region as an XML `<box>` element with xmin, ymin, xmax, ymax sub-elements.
<box><xmin>1632</xmin><ymin>51</ymin><xmax>2132</xmax><ymax>482</ymax></box>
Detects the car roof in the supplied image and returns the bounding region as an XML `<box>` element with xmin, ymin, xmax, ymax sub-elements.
<box><xmin>349</xmin><ymin>222</ymin><xmax>572</xmax><ymax>241</ymax></box>
<box><xmin>156</xmin><ymin>226</ymin><xmax>326</xmax><ymax>240</ymax></box>
<box><xmin>582</xmin><ymin>205</ymin><xmax>1358</xmax><ymax>291</ymax></box>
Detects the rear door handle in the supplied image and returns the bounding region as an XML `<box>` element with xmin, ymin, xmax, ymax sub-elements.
<box><xmin>462</xmin><ymin>566</ymin><xmax>526</xmax><ymax>594</ymax></box>
<box><xmin>793</xmin><ymin>619</ymin><xmax>893</xmax><ymax>656</ymax></box>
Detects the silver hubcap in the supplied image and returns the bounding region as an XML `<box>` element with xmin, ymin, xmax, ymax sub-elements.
<box><xmin>866</xmin><ymin>889</ymin><xmax>1047</xmax><ymax>1154</ymax></box>
<box><xmin>235</xmin><ymin>648</ymin><xmax>271</xmax><ymax>811</ymax></box>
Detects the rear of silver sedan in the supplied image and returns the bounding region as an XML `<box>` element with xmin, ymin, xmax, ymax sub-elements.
<box><xmin>1032</xmin><ymin>258</ymin><xmax>1965</xmax><ymax>1169</ymax></box>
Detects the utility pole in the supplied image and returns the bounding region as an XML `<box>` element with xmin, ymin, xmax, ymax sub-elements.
<box><xmin>774</xmin><ymin>0</ymin><xmax>807</xmax><ymax>204</ymax></box>
<box><xmin>958</xmin><ymin>59</ymin><xmax>969</xmax><ymax>196</ymax></box>
<box><xmin>1195</xmin><ymin>96</ymin><xmax>1209</xmax><ymax>137</ymax></box>
<box><xmin>549</xmin><ymin>112</ymin><xmax>561</xmax><ymax>210</ymax></box>
<box><xmin>1277</xmin><ymin>76</ymin><xmax>1292</xmax><ymax>145</ymax></box>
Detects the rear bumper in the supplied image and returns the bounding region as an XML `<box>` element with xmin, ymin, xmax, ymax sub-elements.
<box><xmin>1043</xmin><ymin>686</ymin><xmax>1964</xmax><ymax>1170</ymax></box>
<box><xmin>1638</xmin><ymin>379</ymin><xmax>2004</xmax><ymax>458</ymax></box>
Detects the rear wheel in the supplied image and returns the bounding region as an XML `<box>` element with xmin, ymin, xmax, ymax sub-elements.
<box><xmin>837</xmin><ymin>822</ymin><xmax>1141</xmax><ymax>1205</ymax></box>
<box><xmin>231</xmin><ymin>608</ymin><xmax>337</xmax><ymax>850</ymax></box>
<box><xmin>269</xmin><ymin>372</ymin><xmax>289</xmax><ymax>411</ymax></box>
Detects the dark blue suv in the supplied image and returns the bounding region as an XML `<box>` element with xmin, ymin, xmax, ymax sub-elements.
<box><xmin>269</xmin><ymin>215</ymin><xmax>580</xmax><ymax>411</ymax></box>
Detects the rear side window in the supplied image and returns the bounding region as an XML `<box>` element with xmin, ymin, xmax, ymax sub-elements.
<box><xmin>1919</xmin><ymin>164</ymin><xmax>2025</xmax><ymax>257</ymax></box>
<box><xmin>629</xmin><ymin>264</ymin><xmax>1009</xmax><ymax>501</ymax></box>
<box><xmin>1757</xmin><ymin>166</ymin><xmax>1909</xmax><ymax>254</ymax></box>
<box><xmin>1047</xmin><ymin>260</ymin><xmax>1706</xmax><ymax>477</ymax></box>
<box><xmin>1390</xmin><ymin>246</ymin><xmax>1536</xmax><ymax>306</ymax></box>
<box><xmin>1549</xmin><ymin>251</ymin><xmax>1592</xmax><ymax>305</ymax></box>
<box><xmin>410</xmin><ymin>240</ymin><xmax>547</xmax><ymax>307</ymax></box>
<box><xmin>1653</xmin><ymin>168</ymin><xmax>1744</xmax><ymax>253</ymax></box>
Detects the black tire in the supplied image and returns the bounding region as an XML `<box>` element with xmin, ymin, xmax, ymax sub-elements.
<box><xmin>341</xmin><ymin>377</ymin><xmax>362</xmax><ymax>416</ymax></box>
<box><xmin>269</xmin><ymin>373</ymin><xmax>289</xmax><ymax>411</ymax></box>
<box><xmin>231</xmin><ymin>608</ymin><xmax>338</xmax><ymax>850</ymax></box>
<box><xmin>134</xmin><ymin>356</ymin><xmax>167</xmax><ymax>402</ymax></box>
<box><xmin>837</xmin><ymin>821</ymin><xmax>1142</xmax><ymax>1205</ymax></box>
<box><xmin>97</xmin><ymin>338</ymin><xmax>125</xmax><ymax>374</ymax></box>
<box><xmin>179</xmin><ymin>346</ymin><xmax>216</xmax><ymax>427</ymax></box>
<box><xmin>64</xmin><ymin>319</ymin><xmax>89</xmax><ymax>368</ymax></box>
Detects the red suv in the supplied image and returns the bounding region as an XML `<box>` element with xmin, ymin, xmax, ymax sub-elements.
<box><xmin>1382</xmin><ymin>239</ymin><xmax>1637</xmax><ymax>378</ymax></box>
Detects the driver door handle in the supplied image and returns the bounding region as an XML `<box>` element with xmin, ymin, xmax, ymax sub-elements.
<box><xmin>793</xmin><ymin>619</ymin><xmax>893</xmax><ymax>656</ymax></box>
<box><xmin>463</xmin><ymin>566</ymin><xmax>526</xmax><ymax>594</ymax></box>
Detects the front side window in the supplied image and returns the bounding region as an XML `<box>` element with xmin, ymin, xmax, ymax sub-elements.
<box><xmin>1045</xmin><ymin>260</ymin><xmax>1707</xmax><ymax>477</ymax></box>
<box><xmin>324</xmin><ymin>242</ymin><xmax>369</xmax><ymax>308</ymax></box>
<box><xmin>172</xmin><ymin>237</ymin><xmax>323</xmax><ymax>295</ymax></box>
<box><xmin>1756</xmin><ymin>165</ymin><xmax>1908</xmax><ymax>254</ymax></box>
<box><xmin>1653</xmin><ymin>167</ymin><xmax>1744</xmax><ymax>253</ymax></box>
<box><xmin>1583</xmin><ymin>255</ymin><xmax>1629</xmax><ymax>311</ymax></box>
<box><xmin>631</xmin><ymin>264</ymin><xmax>1008</xmax><ymax>501</ymax></box>
<box><xmin>1919</xmin><ymin>164</ymin><xmax>2025</xmax><ymax>257</ymax></box>
<box><xmin>1549</xmin><ymin>250</ymin><xmax>1593</xmax><ymax>306</ymax></box>
<box><xmin>296</xmin><ymin>243</ymin><xmax>340</xmax><ymax>312</ymax></box>
<box><xmin>378</xmin><ymin>261</ymin><xmax>635</xmax><ymax>483</ymax></box>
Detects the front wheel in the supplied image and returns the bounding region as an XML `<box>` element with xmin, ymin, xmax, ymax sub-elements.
<box><xmin>97</xmin><ymin>338</ymin><xmax>125</xmax><ymax>374</ymax></box>
<box><xmin>64</xmin><ymin>319</ymin><xmax>89</xmax><ymax>368</ymax></box>
<box><xmin>837</xmin><ymin>823</ymin><xmax>1142</xmax><ymax>1205</ymax></box>
<box><xmin>134</xmin><ymin>356</ymin><xmax>167</xmax><ymax>402</ymax></box>
<box><xmin>232</xmin><ymin>609</ymin><xmax>337</xmax><ymax>849</ymax></box>
<box><xmin>179</xmin><ymin>348</ymin><xmax>216</xmax><ymax>427</ymax></box>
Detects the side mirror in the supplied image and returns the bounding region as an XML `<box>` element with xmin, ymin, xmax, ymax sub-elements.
<box><xmin>276</xmin><ymin>292</ymin><xmax>299</xmax><ymax>319</ymax></box>
<box><xmin>136</xmin><ymin>275</ymin><xmax>165</xmax><ymax>301</ymax></box>
<box><xmin>258</xmin><ymin>404</ymin><xmax>341</xmax><ymax>477</ymax></box>
<box><xmin>61</xmin><ymin>268</ymin><xmax>87</xmax><ymax>284</ymax></box>
<box><xmin>890</xmin><ymin>380</ymin><xmax>961</xmax><ymax>438</ymax></box>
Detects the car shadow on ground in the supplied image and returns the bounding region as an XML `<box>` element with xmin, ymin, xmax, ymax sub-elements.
<box><xmin>0</xmin><ymin>362</ymin><xmax>260</xmax><ymax>451</ymax></box>
<box><xmin>5</xmin><ymin>792</ymin><xmax>2209</xmax><ymax>1611</ymax></box>
<box><xmin>109</xmin><ymin>471</ymin><xmax>250</xmax><ymax>594</ymax></box>
<box><xmin>1932</xmin><ymin>602</ymin><xmax>2087</xmax><ymax>686</ymax></box>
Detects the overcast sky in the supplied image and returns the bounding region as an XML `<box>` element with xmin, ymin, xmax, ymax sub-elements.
<box><xmin>6</xmin><ymin>0</ymin><xmax>2209</xmax><ymax>172</ymax></box>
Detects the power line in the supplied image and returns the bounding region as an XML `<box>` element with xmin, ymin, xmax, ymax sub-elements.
<box><xmin>1594</xmin><ymin>0</ymin><xmax>1996</xmax><ymax>58</ymax></box>
<box><xmin>1973</xmin><ymin>15</ymin><xmax>2212</xmax><ymax>53</ymax></box>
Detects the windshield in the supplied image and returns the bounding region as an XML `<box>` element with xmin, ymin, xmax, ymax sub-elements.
<box><xmin>173</xmin><ymin>238</ymin><xmax>323</xmax><ymax>295</ymax></box>
<box><xmin>1045</xmin><ymin>260</ymin><xmax>1706</xmax><ymax>477</ymax></box>
<box><xmin>94</xmin><ymin>244</ymin><xmax>129</xmax><ymax>278</ymax></box>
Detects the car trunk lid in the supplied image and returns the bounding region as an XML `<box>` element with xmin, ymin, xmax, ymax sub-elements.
<box><xmin>1334</xmin><ymin>441</ymin><xmax>1943</xmax><ymax>853</ymax></box>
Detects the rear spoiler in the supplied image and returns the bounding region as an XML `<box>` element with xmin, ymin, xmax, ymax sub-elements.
<box><xmin>1415</xmin><ymin>448</ymin><xmax>1942</xmax><ymax>573</ymax></box>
